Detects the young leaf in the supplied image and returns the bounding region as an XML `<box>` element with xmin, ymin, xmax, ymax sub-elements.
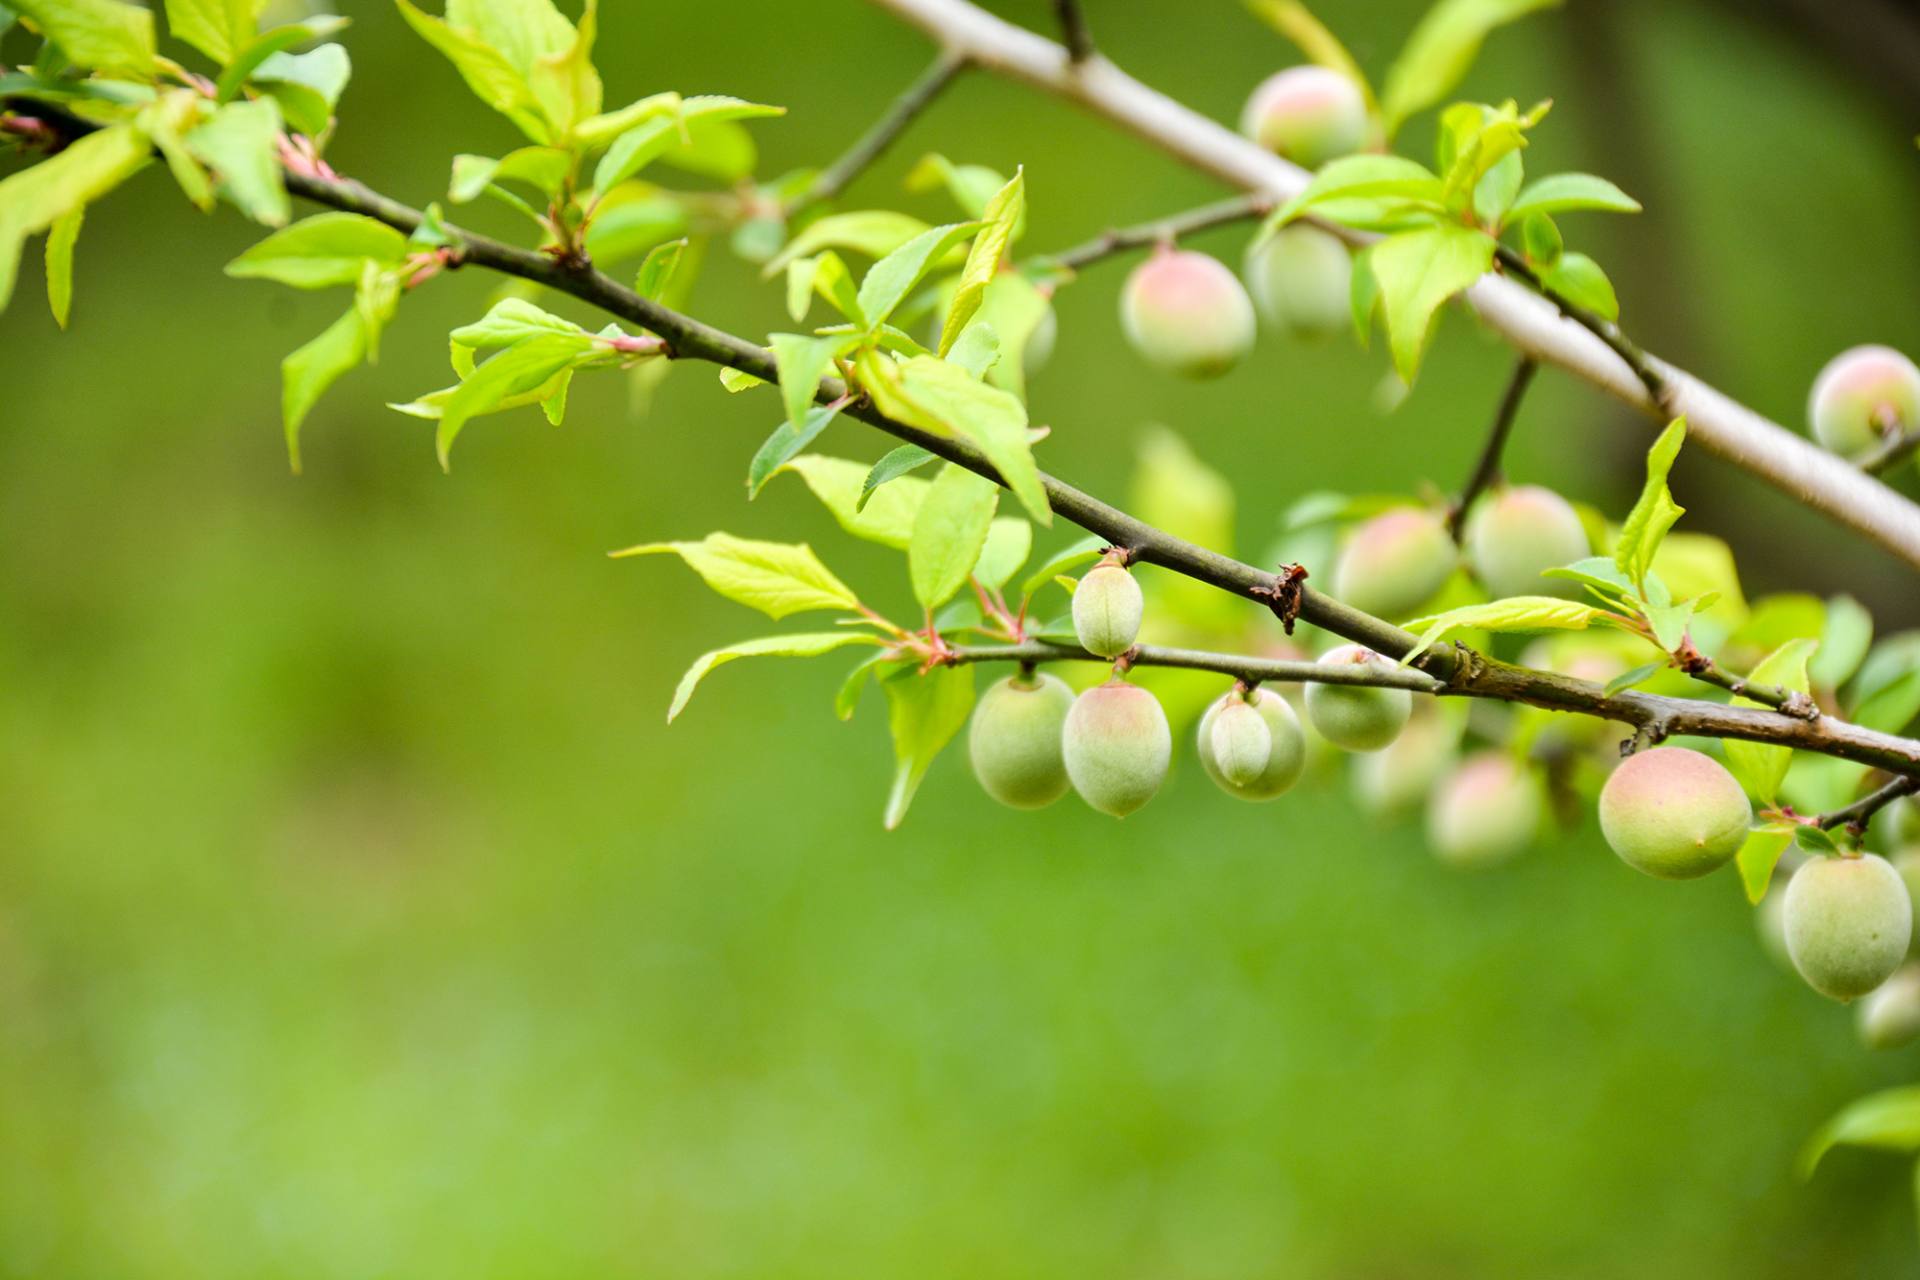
<box><xmin>184</xmin><ymin>98</ymin><xmax>289</xmax><ymax>226</ymax></box>
<box><xmin>1800</xmin><ymin>1086</ymin><xmax>1920</xmax><ymax>1181</ymax></box>
<box><xmin>972</xmin><ymin>516</ymin><xmax>1032</xmax><ymax>592</ymax></box>
<box><xmin>44</xmin><ymin>204</ymin><xmax>80</xmax><ymax>328</ymax></box>
<box><xmin>433</xmin><ymin>333</ymin><xmax>595</xmax><ymax>467</ymax></box>
<box><xmin>969</xmin><ymin>271</ymin><xmax>1049</xmax><ymax>400</ymax></box>
<box><xmin>14</xmin><ymin>0</ymin><xmax>155</xmax><ymax>74</ymax></box>
<box><xmin>1811</xmin><ymin>595</ymin><xmax>1873</xmax><ymax>690</ymax></box>
<box><xmin>250</xmin><ymin>43</ymin><xmax>351</xmax><ymax>136</ymax></box>
<box><xmin>763</xmin><ymin>210</ymin><xmax>931</xmax><ymax>276</ymax></box>
<box><xmin>1603</xmin><ymin>662</ymin><xmax>1663</xmax><ymax>696</ymax></box>
<box><xmin>165</xmin><ymin>0</ymin><xmax>260</xmax><ymax>65</ymax></box>
<box><xmin>0</xmin><ymin>123</ymin><xmax>149</xmax><ymax>312</ymax></box>
<box><xmin>613</xmin><ymin>532</ymin><xmax>862</xmax><ymax>619</ymax></box>
<box><xmin>856</xmin><ymin>221</ymin><xmax>984</xmax><ymax>328</ymax></box>
<box><xmin>855</xmin><ymin>352</ymin><xmax>1051</xmax><ymax>524</ymax></box>
<box><xmin>590</xmin><ymin>96</ymin><xmax>783</xmax><ymax>196</ymax></box>
<box><xmin>1736</xmin><ymin>824</ymin><xmax>1796</xmax><ymax>905</ymax></box>
<box><xmin>881</xmin><ymin>664</ymin><xmax>976</xmax><ymax>829</ymax></box>
<box><xmin>946</xmin><ymin>322</ymin><xmax>999</xmax><ymax>379</ymax></box>
<box><xmin>836</xmin><ymin>652</ymin><xmax>901</xmax><ymax>722</ymax></box>
<box><xmin>939</xmin><ymin>169</ymin><xmax>1023</xmax><ymax>356</ymax></box>
<box><xmin>448</xmin><ymin>297</ymin><xmax>586</xmax><ymax>352</ymax></box>
<box><xmin>1019</xmin><ymin>535</ymin><xmax>1105</xmax><ymax>599</ymax></box>
<box><xmin>1402</xmin><ymin>595</ymin><xmax>1614</xmax><ymax>662</ymax></box>
<box><xmin>904</xmin><ymin>153</ymin><xmax>1018</xmax><ymax>223</ymax></box>
<box><xmin>1379</xmin><ymin>0</ymin><xmax>1557</xmax><ymax>137</ymax></box>
<box><xmin>449</xmin><ymin>146</ymin><xmax>569</xmax><ymax>202</ymax></box>
<box><xmin>1541</xmin><ymin>251</ymin><xmax>1618</xmax><ymax>320</ymax></box>
<box><xmin>225</xmin><ymin>212</ymin><xmax>411</xmax><ymax>288</ymax></box>
<box><xmin>909</xmin><ymin>464</ymin><xmax>1000</xmax><ymax>610</ymax></box>
<box><xmin>1368</xmin><ymin>222</ymin><xmax>1496</xmax><ymax>382</ymax></box>
<box><xmin>394</xmin><ymin>0</ymin><xmax>550</xmax><ymax>142</ymax></box>
<box><xmin>1271</xmin><ymin>155</ymin><xmax>1445</xmax><ymax>228</ymax></box>
<box><xmin>634</xmin><ymin>237</ymin><xmax>686</xmax><ymax>300</ymax></box>
<box><xmin>667</xmin><ymin>631</ymin><xmax>881</xmax><ymax>723</ymax></box>
<box><xmin>860</xmin><ymin>444</ymin><xmax>938</xmax><ymax>509</ymax></box>
<box><xmin>777</xmin><ymin>454</ymin><xmax>929</xmax><ymax>549</ymax></box>
<box><xmin>769</xmin><ymin>332</ymin><xmax>848</xmax><ymax>436</ymax></box>
<box><xmin>526</xmin><ymin>0</ymin><xmax>599</xmax><ymax>140</ymax></box>
<box><xmin>1614</xmin><ymin>418</ymin><xmax>1687</xmax><ymax>591</ymax></box>
<box><xmin>1723</xmin><ymin>638</ymin><xmax>1816</xmax><ymax>805</ymax></box>
<box><xmin>746</xmin><ymin>402</ymin><xmax>841</xmax><ymax>499</ymax></box>
<box><xmin>213</xmin><ymin>14</ymin><xmax>349</xmax><ymax>103</ymax></box>
<box><xmin>281</xmin><ymin>305</ymin><xmax>367</xmax><ymax>474</ymax></box>
<box><xmin>1504</xmin><ymin>173</ymin><xmax>1641</xmax><ymax>223</ymax></box>
<box><xmin>1518</xmin><ymin>212</ymin><xmax>1562</xmax><ymax>267</ymax></box>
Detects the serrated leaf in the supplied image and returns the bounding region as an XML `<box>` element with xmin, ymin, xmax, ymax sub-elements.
<box><xmin>859</xmin><ymin>444</ymin><xmax>937</xmax><ymax>510</ymax></box>
<box><xmin>225</xmin><ymin>212</ymin><xmax>411</xmax><ymax>288</ymax></box>
<box><xmin>1796</xmin><ymin>826</ymin><xmax>1843</xmax><ymax>856</ymax></box>
<box><xmin>633</xmin><ymin>237</ymin><xmax>685</xmax><ymax>300</ymax></box>
<box><xmin>1271</xmin><ymin>155</ymin><xmax>1445</xmax><ymax>228</ymax></box>
<box><xmin>1736</xmin><ymin>824</ymin><xmax>1796</xmax><ymax>905</ymax></box>
<box><xmin>15</xmin><ymin>0</ymin><xmax>155</xmax><ymax>74</ymax></box>
<box><xmin>666</xmin><ymin>631</ymin><xmax>881</xmax><ymax>723</ymax></box>
<box><xmin>0</xmin><ymin>123</ymin><xmax>148</xmax><ymax>314</ymax></box>
<box><xmin>44</xmin><ymin>204</ymin><xmax>80</xmax><ymax>328</ymax></box>
<box><xmin>394</xmin><ymin>0</ymin><xmax>550</xmax><ymax>142</ymax></box>
<box><xmin>972</xmin><ymin>516</ymin><xmax>1031</xmax><ymax>593</ymax></box>
<box><xmin>184</xmin><ymin>97</ymin><xmax>288</xmax><ymax>225</ymax></box>
<box><xmin>1801</xmin><ymin>1086</ymin><xmax>1920</xmax><ymax>1180</ymax></box>
<box><xmin>1019</xmin><ymin>535</ymin><xmax>1105</xmax><ymax>599</ymax></box>
<box><xmin>614</xmin><ymin>532</ymin><xmax>862</xmax><ymax>619</ymax></box>
<box><xmin>763</xmin><ymin>210</ymin><xmax>931</xmax><ymax>276</ymax></box>
<box><xmin>448</xmin><ymin>297</ymin><xmax>586</xmax><ymax>352</ymax></box>
<box><xmin>165</xmin><ymin>0</ymin><xmax>259</xmax><ymax>65</ymax></box>
<box><xmin>1505</xmin><ymin>172</ymin><xmax>1640</xmax><ymax>223</ymax></box>
<box><xmin>746</xmin><ymin>402</ymin><xmax>841</xmax><ymax>499</ymax></box>
<box><xmin>969</xmin><ymin>271</ymin><xmax>1049</xmax><ymax>400</ymax></box>
<box><xmin>1379</xmin><ymin>0</ymin><xmax>1558</xmax><ymax>137</ymax></box>
<box><xmin>433</xmin><ymin>333</ymin><xmax>595</xmax><ymax>467</ymax></box>
<box><xmin>939</xmin><ymin>169</ymin><xmax>1022</xmax><ymax>356</ymax></box>
<box><xmin>250</xmin><ymin>43</ymin><xmax>350</xmax><ymax>136</ymax></box>
<box><xmin>280</xmin><ymin>305</ymin><xmax>366</xmax><ymax>474</ymax></box>
<box><xmin>213</xmin><ymin>15</ymin><xmax>348</xmax><ymax>102</ymax></box>
<box><xmin>881</xmin><ymin>664</ymin><xmax>976</xmax><ymax>829</ymax></box>
<box><xmin>856</xmin><ymin>221</ymin><xmax>983</xmax><ymax>328</ymax></box>
<box><xmin>1369</xmin><ymin>222</ymin><xmax>1496</xmax><ymax>382</ymax></box>
<box><xmin>1724</xmin><ymin>638</ymin><xmax>1816</xmax><ymax>805</ymax></box>
<box><xmin>1614</xmin><ymin>418</ymin><xmax>1687</xmax><ymax>591</ymax></box>
<box><xmin>1403</xmin><ymin>595</ymin><xmax>1613</xmax><ymax>663</ymax></box>
<box><xmin>946</xmin><ymin>322</ymin><xmax>998</xmax><ymax>379</ymax></box>
<box><xmin>449</xmin><ymin>146</ymin><xmax>569</xmax><ymax>202</ymax></box>
<box><xmin>910</xmin><ymin>464</ymin><xmax>999</xmax><ymax>610</ymax></box>
<box><xmin>589</xmin><ymin>95</ymin><xmax>783</xmax><ymax>195</ymax></box>
<box><xmin>778</xmin><ymin>453</ymin><xmax>929</xmax><ymax>549</ymax></box>
<box><xmin>769</xmin><ymin>332</ymin><xmax>848</xmax><ymax>436</ymax></box>
<box><xmin>854</xmin><ymin>352</ymin><xmax>1050</xmax><ymax>524</ymax></box>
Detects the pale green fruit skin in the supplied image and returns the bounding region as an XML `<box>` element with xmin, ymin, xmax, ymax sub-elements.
<box><xmin>1239</xmin><ymin>66</ymin><xmax>1368</xmax><ymax>167</ymax></box>
<box><xmin>1857</xmin><ymin>964</ymin><xmax>1920</xmax><ymax>1049</ymax></box>
<box><xmin>1119</xmin><ymin>249</ymin><xmax>1257</xmax><ymax>379</ymax></box>
<box><xmin>1808</xmin><ymin>345</ymin><xmax>1920</xmax><ymax>458</ymax></box>
<box><xmin>1597</xmin><ymin>747</ymin><xmax>1751</xmax><ymax>880</ymax></box>
<box><xmin>1466</xmin><ymin>485</ymin><xmax>1590</xmax><ymax>599</ymax></box>
<box><xmin>1352</xmin><ymin>700</ymin><xmax>1462</xmax><ymax>815</ymax></box>
<box><xmin>1425</xmin><ymin>751</ymin><xmax>1543</xmax><ymax>870</ymax></box>
<box><xmin>1785</xmin><ymin>853</ymin><xmax>1913</xmax><ymax>1002</ymax></box>
<box><xmin>967</xmin><ymin>674</ymin><xmax>1075</xmax><ymax>809</ymax></box>
<box><xmin>1071</xmin><ymin>563</ymin><xmax>1144</xmax><ymax>658</ymax></box>
<box><xmin>1895</xmin><ymin>849</ymin><xmax>1920</xmax><ymax>958</ymax></box>
<box><xmin>1197</xmin><ymin>689</ymin><xmax>1306</xmax><ymax>801</ymax></box>
<box><xmin>1304</xmin><ymin>644</ymin><xmax>1413</xmax><ymax>752</ymax></box>
<box><xmin>1330</xmin><ymin>509</ymin><xmax>1455</xmax><ymax>621</ymax></box>
<box><xmin>1757</xmin><ymin>874</ymin><xmax>1796</xmax><ymax>972</ymax></box>
<box><xmin>1209</xmin><ymin>696</ymin><xmax>1273</xmax><ymax>787</ymax></box>
<box><xmin>1244</xmin><ymin>225</ymin><xmax>1351</xmax><ymax>340</ymax></box>
<box><xmin>1062</xmin><ymin>681</ymin><xmax>1172</xmax><ymax>818</ymax></box>
<box><xmin>1886</xmin><ymin>797</ymin><xmax>1920</xmax><ymax>849</ymax></box>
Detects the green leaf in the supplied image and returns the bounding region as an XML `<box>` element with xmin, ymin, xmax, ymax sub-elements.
<box><xmin>43</xmin><ymin>204</ymin><xmax>80</xmax><ymax>328</ymax></box>
<box><xmin>633</xmin><ymin>237</ymin><xmax>686</xmax><ymax>300</ymax></box>
<box><xmin>1796</xmin><ymin>825</ymin><xmax>1844</xmax><ymax>857</ymax></box>
<box><xmin>1271</xmin><ymin>155</ymin><xmax>1444</xmax><ymax>228</ymax></box>
<box><xmin>778</xmin><ymin>453</ymin><xmax>929</xmax><ymax>549</ymax></box>
<box><xmin>746</xmin><ymin>403</ymin><xmax>842</xmax><ymax>499</ymax></box>
<box><xmin>1541</xmin><ymin>251</ymin><xmax>1619</xmax><ymax>322</ymax></box>
<box><xmin>973</xmin><ymin>516</ymin><xmax>1032</xmax><ymax>592</ymax></box>
<box><xmin>835</xmin><ymin>651</ymin><xmax>899</xmax><ymax>721</ymax></box>
<box><xmin>881</xmin><ymin>664</ymin><xmax>976</xmax><ymax>829</ymax></box>
<box><xmin>904</xmin><ymin>153</ymin><xmax>1019</xmax><ymax>222</ymax></box>
<box><xmin>526</xmin><ymin>0</ymin><xmax>599</xmax><ymax>139</ymax></box>
<box><xmin>857</xmin><ymin>221</ymin><xmax>983</xmax><ymax>328</ymax></box>
<box><xmin>1020</xmin><ymin>535</ymin><xmax>1105</xmax><ymax>599</ymax></box>
<box><xmin>1602</xmin><ymin>662</ymin><xmax>1663</xmax><ymax>696</ymax></box>
<box><xmin>1505</xmin><ymin>172</ymin><xmax>1640</xmax><ymax>223</ymax></box>
<box><xmin>249</xmin><ymin>43</ymin><xmax>350</xmax><ymax>136</ymax></box>
<box><xmin>165</xmin><ymin>0</ymin><xmax>259</xmax><ymax>64</ymax></box>
<box><xmin>590</xmin><ymin>96</ymin><xmax>784</xmax><ymax>196</ymax></box>
<box><xmin>225</xmin><ymin>212</ymin><xmax>411</xmax><ymax>288</ymax></box>
<box><xmin>910</xmin><ymin>464</ymin><xmax>1000</xmax><ymax>610</ymax></box>
<box><xmin>213</xmin><ymin>14</ymin><xmax>348</xmax><ymax>102</ymax></box>
<box><xmin>1368</xmin><ymin>222</ymin><xmax>1496</xmax><ymax>382</ymax></box>
<box><xmin>1736</xmin><ymin>824</ymin><xmax>1796</xmax><ymax>905</ymax></box>
<box><xmin>1801</xmin><ymin>1086</ymin><xmax>1920</xmax><ymax>1180</ymax></box>
<box><xmin>1854</xmin><ymin>669</ymin><xmax>1920</xmax><ymax>736</ymax></box>
<box><xmin>281</xmin><ymin>305</ymin><xmax>367</xmax><ymax>473</ymax></box>
<box><xmin>1723</xmin><ymin>638</ymin><xmax>1816</xmax><ymax>805</ymax></box>
<box><xmin>860</xmin><ymin>444</ymin><xmax>938</xmax><ymax>510</ymax></box>
<box><xmin>667</xmin><ymin>631</ymin><xmax>881</xmax><ymax>723</ymax></box>
<box><xmin>855</xmin><ymin>352</ymin><xmax>1050</xmax><ymax>524</ymax></box>
<box><xmin>939</xmin><ymin>169</ymin><xmax>1022</xmax><ymax>357</ymax></box>
<box><xmin>969</xmin><ymin>271</ymin><xmax>1049</xmax><ymax>400</ymax></box>
<box><xmin>613</xmin><ymin>532</ymin><xmax>862</xmax><ymax>619</ymax></box>
<box><xmin>764</xmin><ymin>210</ymin><xmax>931</xmax><ymax>276</ymax></box>
<box><xmin>15</xmin><ymin>0</ymin><xmax>154</xmax><ymax>74</ymax></box>
<box><xmin>945</xmin><ymin>322</ymin><xmax>998</xmax><ymax>379</ymax></box>
<box><xmin>394</xmin><ymin>0</ymin><xmax>550</xmax><ymax>142</ymax></box>
<box><xmin>1379</xmin><ymin>0</ymin><xmax>1558</xmax><ymax>137</ymax></box>
<box><xmin>184</xmin><ymin>98</ymin><xmax>289</xmax><ymax>226</ymax></box>
<box><xmin>449</xmin><ymin>146</ymin><xmax>569</xmax><ymax>202</ymax></box>
<box><xmin>1614</xmin><ymin>418</ymin><xmax>1687</xmax><ymax>591</ymax></box>
<box><xmin>0</xmin><ymin>124</ymin><xmax>149</xmax><ymax>313</ymax></box>
<box><xmin>1812</xmin><ymin>595</ymin><xmax>1873</xmax><ymax>690</ymax></box>
<box><xmin>769</xmin><ymin>332</ymin><xmax>848</xmax><ymax>437</ymax></box>
<box><xmin>434</xmin><ymin>333</ymin><xmax>595</xmax><ymax>467</ymax></box>
<box><xmin>448</xmin><ymin>297</ymin><xmax>586</xmax><ymax>355</ymax></box>
<box><xmin>1519</xmin><ymin>212</ymin><xmax>1562</xmax><ymax>267</ymax></box>
<box><xmin>1403</xmin><ymin>595</ymin><xmax>1614</xmax><ymax>663</ymax></box>
<box><xmin>1543</xmin><ymin>555</ymin><xmax>1638</xmax><ymax>604</ymax></box>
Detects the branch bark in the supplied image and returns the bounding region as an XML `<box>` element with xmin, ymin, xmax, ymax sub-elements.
<box><xmin>1448</xmin><ymin>356</ymin><xmax>1538</xmax><ymax>541</ymax></box>
<box><xmin>783</xmin><ymin>49</ymin><xmax>967</xmax><ymax>216</ymax></box>
<box><xmin>863</xmin><ymin>0</ymin><xmax>1920</xmax><ymax>573</ymax></box>
<box><xmin>1039</xmin><ymin>192</ymin><xmax>1273</xmax><ymax>272</ymax></box>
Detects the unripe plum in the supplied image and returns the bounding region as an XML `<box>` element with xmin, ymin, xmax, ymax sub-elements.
<box><xmin>1330</xmin><ymin>508</ymin><xmax>1455</xmax><ymax>621</ymax></box>
<box><xmin>1886</xmin><ymin>797</ymin><xmax>1920</xmax><ymax>850</ymax></box>
<box><xmin>1239</xmin><ymin>66</ymin><xmax>1368</xmax><ymax>168</ymax></box>
<box><xmin>1304</xmin><ymin>644</ymin><xmax>1413</xmax><ymax>752</ymax></box>
<box><xmin>1244</xmin><ymin>225</ymin><xmax>1351</xmax><ymax>340</ymax></box>
<box><xmin>1466</xmin><ymin>485</ymin><xmax>1590</xmax><ymax>598</ymax></box>
<box><xmin>1785</xmin><ymin>853</ymin><xmax>1913</xmax><ymax>1002</ymax></box>
<box><xmin>1858</xmin><ymin>964</ymin><xmax>1920</xmax><ymax>1049</ymax></box>
<box><xmin>968</xmin><ymin>673</ymin><xmax>1075</xmax><ymax>809</ymax></box>
<box><xmin>1119</xmin><ymin>248</ymin><xmax>1257</xmax><ymax>379</ymax></box>
<box><xmin>1352</xmin><ymin>699</ymin><xmax>1462</xmax><ymax>815</ymax></box>
<box><xmin>1426</xmin><ymin>751</ymin><xmax>1543</xmax><ymax>870</ymax></box>
<box><xmin>1209</xmin><ymin>695</ymin><xmax>1273</xmax><ymax>787</ymax></box>
<box><xmin>1808</xmin><ymin>345</ymin><xmax>1920</xmax><ymax>459</ymax></box>
<box><xmin>1597</xmin><ymin>746</ymin><xmax>1750</xmax><ymax>880</ymax></box>
<box><xmin>1197</xmin><ymin>688</ymin><xmax>1306</xmax><ymax>801</ymax></box>
<box><xmin>1062</xmin><ymin>679</ymin><xmax>1172</xmax><ymax>818</ymax></box>
<box><xmin>1072</xmin><ymin>562</ymin><xmax>1144</xmax><ymax>658</ymax></box>
<box><xmin>1895</xmin><ymin>849</ymin><xmax>1920</xmax><ymax>957</ymax></box>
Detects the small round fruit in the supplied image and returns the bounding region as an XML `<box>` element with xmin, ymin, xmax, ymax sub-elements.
<box><xmin>1597</xmin><ymin>746</ymin><xmax>1751</xmax><ymax>880</ymax></box>
<box><xmin>1352</xmin><ymin>699</ymin><xmax>1462</xmax><ymax>815</ymax></box>
<box><xmin>1894</xmin><ymin>849</ymin><xmax>1920</xmax><ymax>957</ymax></box>
<box><xmin>1244</xmin><ymin>224</ymin><xmax>1351</xmax><ymax>340</ymax></box>
<box><xmin>1808</xmin><ymin>345</ymin><xmax>1920</xmax><ymax>459</ymax></box>
<box><xmin>1466</xmin><ymin>485</ymin><xmax>1590</xmax><ymax>599</ymax></box>
<box><xmin>1072</xmin><ymin>562</ymin><xmax>1144</xmax><ymax>658</ymax></box>
<box><xmin>967</xmin><ymin>673</ymin><xmax>1075</xmax><ymax>809</ymax></box>
<box><xmin>1756</xmin><ymin>872</ymin><xmax>1796</xmax><ymax>973</ymax></box>
<box><xmin>1062</xmin><ymin>680</ymin><xmax>1173</xmax><ymax>818</ymax></box>
<box><xmin>1197</xmin><ymin>688</ymin><xmax>1307</xmax><ymax>801</ymax></box>
<box><xmin>1886</xmin><ymin>797</ymin><xmax>1920</xmax><ymax>849</ymax></box>
<box><xmin>1208</xmin><ymin>695</ymin><xmax>1273</xmax><ymax>787</ymax></box>
<box><xmin>1858</xmin><ymin>964</ymin><xmax>1920</xmax><ymax>1049</ymax></box>
<box><xmin>1426</xmin><ymin>751</ymin><xmax>1543</xmax><ymax>870</ymax></box>
<box><xmin>1785</xmin><ymin>853</ymin><xmax>1913</xmax><ymax>1002</ymax></box>
<box><xmin>1239</xmin><ymin>66</ymin><xmax>1368</xmax><ymax>168</ymax></box>
<box><xmin>1330</xmin><ymin>508</ymin><xmax>1455</xmax><ymax>621</ymax></box>
<box><xmin>1119</xmin><ymin>247</ymin><xmax>1257</xmax><ymax>379</ymax></box>
<box><xmin>1304</xmin><ymin>644</ymin><xmax>1413</xmax><ymax>752</ymax></box>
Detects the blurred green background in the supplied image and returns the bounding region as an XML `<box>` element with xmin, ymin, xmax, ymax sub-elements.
<box><xmin>5</xmin><ymin>0</ymin><xmax>1920</xmax><ymax>1274</ymax></box>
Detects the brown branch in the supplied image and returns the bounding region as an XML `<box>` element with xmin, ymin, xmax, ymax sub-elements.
<box><xmin>1816</xmin><ymin>775</ymin><xmax>1920</xmax><ymax>832</ymax></box>
<box><xmin>946</xmin><ymin>641</ymin><xmax>1447</xmax><ymax>692</ymax></box>
<box><xmin>1038</xmin><ymin>192</ymin><xmax>1274</xmax><ymax>272</ymax></box>
<box><xmin>1447</xmin><ymin>356</ymin><xmax>1538</xmax><ymax>541</ymax></box>
<box><xmin>783</xmin><ymin>49</ymin><xmax>968</xmax><ymax>217</ymax></box>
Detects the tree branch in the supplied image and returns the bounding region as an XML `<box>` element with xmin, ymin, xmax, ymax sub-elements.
<box><xmin>1038</xmin><ymin>192</ymin><xmax>1273</xmax><ymax>272</ymax></box>
<box><xmin>1051</xmin><ymin>0</ymin><xmax>1097</xmax><ymax>63</ymax></box>
<box><xmin>1816</xmin><ymin>775</ymin><xmax>1920</xmax><ymax>832</ymax></box>
<box><xmin>1447</xmin><ymin>356</ymin><xmax>1538</xmax><ymax>541</ymax></box>
<box><xmin>783</xmin><ymin>49</ymin><xmax>968</xmax><ymax>216</ymax></box>
<box><xmin>1860</xmin><ymin>427</ymin><xmax>1920</xmax><ymax>477</ymax></box>
<box><xmin>946</xmin><ymin>641</ymin><xmax>1447</xmax><ymax>691</ymax></box>
<box><xmin>862</xmin><ymin>0</ymin><xmax>1920</xmax><ymax>573</ymax></box>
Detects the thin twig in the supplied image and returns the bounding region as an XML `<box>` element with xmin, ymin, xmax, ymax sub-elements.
<box><xmin>1680</xmin><ymin>656</ymin><xmax>1816</xmax><ymax>717</ymax></box>
<box><xmin>1860</xmin><ymin>429</ymin><xmax>1920</xmax><ymax>476</ymax></box>
<box><xmin>1039</xmin><ymin>192</ymin><xmax>1274</xmax><ymax>272</ymax></box>
<box><xmin>946</xmin><ymin>641</ymin><xmax>1446</xmax><ymax>691</ymax></box>
<box><xmin>1447</xmin><ymin>356</ymin><xmax>1538</xmax><ymax>541</ymax></box>
<box><xmin>1816</xmin><ymin>775</ymin><xmax>1920</xmax><ymax>832</ymax></box>
<box><xmin>1052</xmin><ymin>0</ymin><xmax>1097</xmax><ymax>61</ymax></box>
<box><xmin>1492</xmin><ymin>245</ymin><xmax>1671</xmax><ymax>411</ymax></box>
<box><xmin>784</xmin><ymin>49</ymin><xmax>968</xmax><ymax>216</ymax></box>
